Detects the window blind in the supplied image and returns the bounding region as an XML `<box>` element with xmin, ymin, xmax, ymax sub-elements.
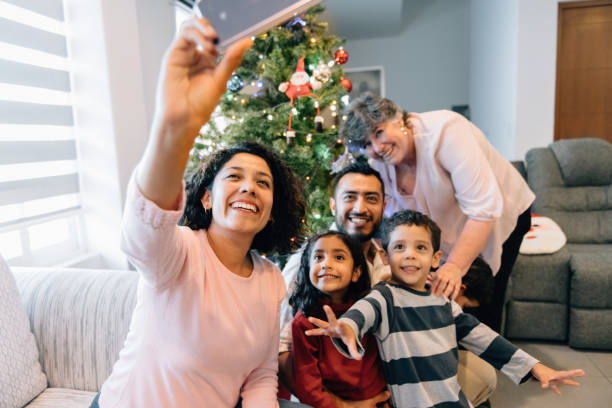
<box><xmin>0</xmin><ymin>0</ymin><xmax>81</xmax><ymax>263</ymax></box>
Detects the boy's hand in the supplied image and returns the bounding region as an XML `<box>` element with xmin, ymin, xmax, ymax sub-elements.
<box><xmin>305</xmin><ymin>305</ymin><xmax>362</xmax><ymax>360</ymax></box>
<box><xmin>530</xmin><ymin>363</ymin><xmax>585</xmax><ymax>395</ymax></box>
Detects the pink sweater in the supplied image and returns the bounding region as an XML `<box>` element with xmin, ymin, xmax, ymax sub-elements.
<box><xmin>99</xmin><ymin>175</ymin><xmax>285</xmax><ymax>408</ymax></box>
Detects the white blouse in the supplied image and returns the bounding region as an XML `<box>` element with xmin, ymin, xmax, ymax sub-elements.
<box><xmin>370</xmin><ymin>110</ymin><xmax>535</xmax><ymax>274</ymax></box>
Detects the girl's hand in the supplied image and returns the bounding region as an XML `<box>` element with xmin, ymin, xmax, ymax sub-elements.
<box><xmin>531</xmin><ymin>363</ymin><xmax>585</xmax><ymax>395</ymax></box>
<box><xmin>305</xmin><ymin>305</ymin><xmax>361</xmax><ymax>360</ymax></box>
<box><xmin>431</xmin><ymin>262</ymin><xmax>462</xmax><ymax>299</ymax></box>
<box><xmin>156</xmin><ymin>17</ymin><xmax>252</xmax><ymax>138</ymax></box>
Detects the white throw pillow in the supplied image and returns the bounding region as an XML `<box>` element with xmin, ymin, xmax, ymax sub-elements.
<box><xmin>519</xmin><ymin>214</ymin><xmax>567</xmax><ymax>255</ymax></box>
<box><xmin>0</xmin><ymin>255</ymin><xmax>47</xmax><ymax>407</ymax></box>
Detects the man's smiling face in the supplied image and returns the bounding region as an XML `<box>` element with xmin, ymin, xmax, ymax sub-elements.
<box><xmin>330</xmin><ymin>173</ymin><xmax>385</xmax><ymax>242</ymax></box>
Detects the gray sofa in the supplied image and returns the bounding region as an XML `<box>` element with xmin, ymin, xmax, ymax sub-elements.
<box><xmin>14</xmin><ymin>267</ymin><xmax>138</xmax><ymax>407</ymax></box>
<box><xmin>504</xmin><ymin>138</ymin><xmax>612</xmax><ymax>350</ymax></box>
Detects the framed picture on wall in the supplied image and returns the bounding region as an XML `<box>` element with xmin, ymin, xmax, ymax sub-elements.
<box><xmin>344</xmin><ymin>66</ymin><xmax>385</xmax><ymax>99</ymax></box>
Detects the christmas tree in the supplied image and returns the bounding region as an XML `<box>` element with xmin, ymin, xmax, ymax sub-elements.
<box><xmin>187</xmin><ymin>5</ymin><xmax>355</xmax><ymax>234</ymax></box>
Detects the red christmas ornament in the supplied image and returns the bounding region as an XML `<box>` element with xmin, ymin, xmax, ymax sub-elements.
<box><xmin>340</xmin><ymin>77</ymin><xmax>352</xmax><ymax>92</ymax></box>
<box><xmin>334</xmin><ymin>48</ymin><xmax>349</xmax><ymax>65</ymax></box>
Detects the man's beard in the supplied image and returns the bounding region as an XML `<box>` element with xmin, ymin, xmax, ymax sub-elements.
<box><xmin>335</xmin><ymin>214</ymin><xmax>381</xmax><ymax>243</ymax></box>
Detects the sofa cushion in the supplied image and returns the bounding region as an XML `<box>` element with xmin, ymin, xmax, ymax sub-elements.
<box><xmin>534</xmin><ymin>186</ymin><xmax>612</xmax><ymax>213</ymax></box>
<box><xmin>565</xmin><ymin>243</ymin><xmax>612</xmax><ymax>254</ymax></box>
<box><xmin>526</xmin><ymin>147</ymin><xmax>565</xmax><ymax>191</ymax></box>
<box><xmin>0</xmin><ymin>255</ymin><xmax>47</xmax><ymax>408</ymax></box>
<box><xmin>507</xmin><ymin>249</ymin><xmax>571</xmax><ymax>303</ymax></box>
<box><xmin>570</xmin><ymin>252</ymin><xmax>612</xmax><ymax>309</ymax></box>
<box><xmin>14</xmin><ymin>268</ymin><xmax>139</xmax><ymax>392</ymax></box>
<box><xmin>550</xmin><ymin>138</ymin><xmax>612</xmax><ymax>187</ymax></box>
<box><xmin>526</xmin><ymin>145</ymin><xmax>612</xmax><ymax>243</ymax></box>
<box><xmin>505</xmin><ymin>301</ymin><xmax>567</xmax><ymax>341</ymax></box>
<box><xmin>569</xmin><ymin>308</ymin><xmax>612</xmax><ymax>350</ymax></box>
<box><xmin>24</xmin><ymin>388</ymin><xmax>96</xmax><ymax>408</ymax></box>
<box><xmin>536</xmin><ymin>207</ymin><xmax>612</xmax><ymax>243</ymax></box>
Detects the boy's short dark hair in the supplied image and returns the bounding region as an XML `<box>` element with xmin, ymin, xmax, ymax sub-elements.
<box><xmin>380</xmin><ymin>210</ymin><xmax>441</xmax><ymax>253</ymax></box>
<box><xmin>331</xmin><ymin>160</ymin><xmax>385</xmax><ymax>198</ymax></box>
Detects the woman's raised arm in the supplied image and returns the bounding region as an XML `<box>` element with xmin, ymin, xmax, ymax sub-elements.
<box><xmin>137</xmin><ymin>18</ymin><xmax>252</xmax><ymax>209</ymax></box>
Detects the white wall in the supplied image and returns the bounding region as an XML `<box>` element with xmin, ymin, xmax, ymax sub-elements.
<box><xmin>337</xmin><ymin>0</ymin><xmax>570</xmax><ymax>160</ymax></box>
<box><xmin>470</xmin><ymin>0</ymin><xmax>585</xmax><ymax>160</ymax></box>
<box><xmin>342</xmin><ymin>0</ymin><xmax>470</xmax><ymax>112</ymax></box>
<box><xmin>469</xmin><ymin>0</ymin><xmax>518</xmax><ymax>160</ymax></box>
<box><xmin>64</xmin><ymin>0</ymin><xmax>175</xmax><ymax>268</ymax></box>
<box><xmin>515</xmin><ymin>0</ymin><xmax>560</xmax><ymax>159</ymax></box>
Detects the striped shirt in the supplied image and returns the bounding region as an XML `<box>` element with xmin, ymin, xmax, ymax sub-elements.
<box><xmin>334</xmin><ymin>282</ymin><xmax>539</xmax><ymax>408</ymax></box>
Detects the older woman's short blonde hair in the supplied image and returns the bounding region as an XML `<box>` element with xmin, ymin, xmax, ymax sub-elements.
<box><xmin>340</xmin><ymin>93</ymin><xmax>410</xmax><ymax>148</ymax></box>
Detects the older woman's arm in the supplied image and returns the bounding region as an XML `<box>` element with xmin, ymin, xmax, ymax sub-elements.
<box><xmin>432</xmin><ymin>113</ymin><xmax>503</xmax><ymax>299</ymax></box>
<box><xmin>137</xmin><ymin>18</ymin><xmax>251</xmax><ymax>210</ymax></box>
<box><xmin>431</xmin><ymin>218</ymin><xmax>494</xmax><ymax>299</ymax></box>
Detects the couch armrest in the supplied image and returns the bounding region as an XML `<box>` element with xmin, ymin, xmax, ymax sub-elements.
<box><xmin>13</xmin><ymin>267</ymin><xmax>138</xmax><ymax>392</ymax></box>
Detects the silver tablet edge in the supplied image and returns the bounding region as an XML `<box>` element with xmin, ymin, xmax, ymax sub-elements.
<box><xmin>194</xmin><ymin>0</ymin><xmax>322</xmax><ymax>51</ymax></box>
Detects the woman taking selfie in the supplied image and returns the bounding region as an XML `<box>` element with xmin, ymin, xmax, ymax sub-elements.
<box><xmin>91</xmin><ymin>18</ymin><xmax>306</xmax><ymax>408</ymax></box>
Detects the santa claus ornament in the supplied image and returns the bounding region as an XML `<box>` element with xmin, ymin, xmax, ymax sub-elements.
<box><xmin>278</xmin><ymin>56</ymin><xmax>324</xmax><ymax>143</ymax></box>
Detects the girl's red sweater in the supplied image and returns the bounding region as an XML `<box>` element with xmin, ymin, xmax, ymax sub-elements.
<box><xmin>291</xmin><ymin>301</ymin><xmax>387</xmax><ymax>408</ymax></box>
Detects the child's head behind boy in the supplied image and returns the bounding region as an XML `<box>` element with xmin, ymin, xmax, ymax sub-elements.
<box><xmin>381</xmin><ymin>210</ymin><xmax>442</xmax><ymax>292</ymax></box>
<box><xmin>290</xmin><ymin>231</ymin><xmax>371</xmax><ymax>318</ymax></box>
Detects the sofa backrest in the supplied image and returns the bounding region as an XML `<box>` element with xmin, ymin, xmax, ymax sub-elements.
<box><xmin>511</xmin><ymin>160</ymin><xmax>527</xmax><ymax>181</ymax></box>
<box><xmin>525</xmin><ymin>138</ymin><xmax>612</xmax><ymax>243</ymax></box>
<box><xmin>13</xmin><ymin>268</ymin><xmax>138</xmax><ymax>392</ymax></box>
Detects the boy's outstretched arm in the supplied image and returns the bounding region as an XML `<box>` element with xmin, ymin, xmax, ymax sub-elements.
<box><xmin>305</xmin><ymin>305</ymin><xmax>362</xmax><ymax>360</ymax></box>
<box><xmin>530</xmin><ymin>363</ymin><xmax>585</xmax><ymax>395</ymax></box>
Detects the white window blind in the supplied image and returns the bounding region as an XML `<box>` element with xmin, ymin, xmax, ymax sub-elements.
<box><xmin>0</xmin><ymin>0</ymin><xmax>83</xmax><ymax>265</ymax></box>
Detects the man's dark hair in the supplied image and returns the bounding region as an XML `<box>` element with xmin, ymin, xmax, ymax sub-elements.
<box><xmin>289</xmin><ymin>231</ymin><xmax>371</xmax><ymax>318</ymax></box>
<box><xmin>179</xmin><ymin>142</ymin><xmax>306</xmax><ymax>255</ymax></box>
<box><xmin>380</xmin><ymin>210</ymin><xmax>441</xmax><ymax>253</ymax></box>
<box><xmin>331</xmin><ymin>160</ymin><xmax>385</xmax><ymax>198</ymax></box>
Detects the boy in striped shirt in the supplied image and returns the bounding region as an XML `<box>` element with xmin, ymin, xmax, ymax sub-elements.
<box><xmin>306</xmin><ymin>210</ymin><xmax>584</xmax><ymax>407</ymax></box>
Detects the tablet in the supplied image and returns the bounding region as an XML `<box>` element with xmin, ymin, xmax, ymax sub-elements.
<box><xmin>194</xmin><ymin>0</ymin><xmax>322</xmax><ymax>50</ymax></box>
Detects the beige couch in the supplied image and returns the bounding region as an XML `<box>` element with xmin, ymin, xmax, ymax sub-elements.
<box><xmin>14</xmin><ymin>267</ymin><xmax>138</xmax><ymax>407</ymax></box>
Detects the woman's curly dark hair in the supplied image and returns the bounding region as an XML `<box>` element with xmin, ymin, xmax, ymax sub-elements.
<box><xmin>179</xmin><ymin>142</ymin><xmax>306</xmax><ymax>255</ymax></box>
<box><xmin>289</xmin><ymin>231</ymin><xmax>370</xmax><ymax>318</ymax></box>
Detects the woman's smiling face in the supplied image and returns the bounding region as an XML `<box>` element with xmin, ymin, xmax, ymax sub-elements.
<box><xmin>362</xmin><ymin>119</ymin><xmax>415</xmax><ymax>166</ymax></box>
<box><xmin>202</xmin><ymin>153</ymin><xmax>274</xmax><ymax>238</ymax></box>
